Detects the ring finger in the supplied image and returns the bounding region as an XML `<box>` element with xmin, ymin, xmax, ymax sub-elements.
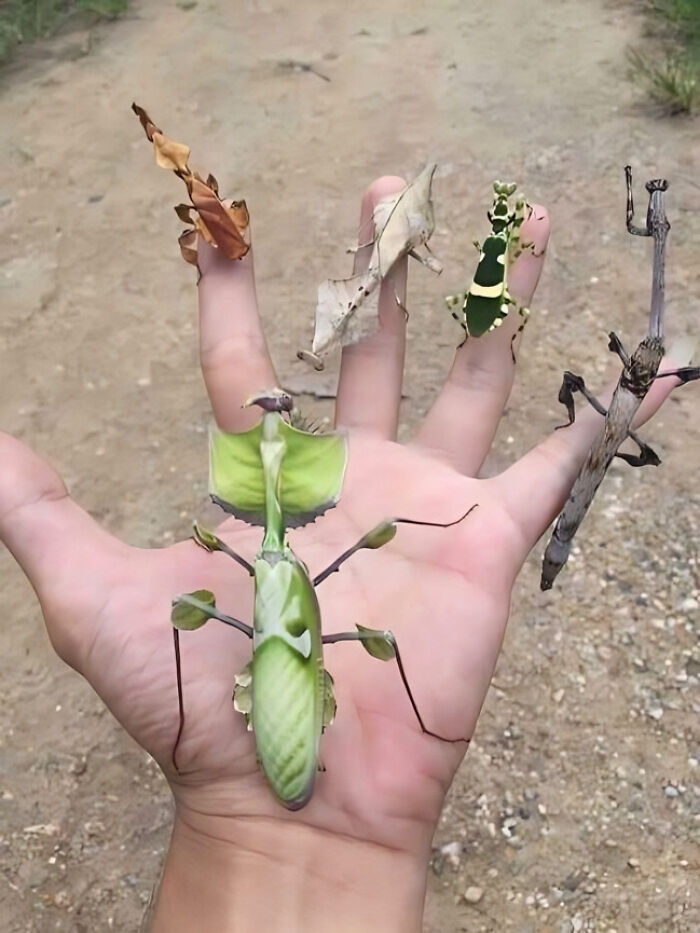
<box><xmin>414</xmin><ymin>202</ymin><xmax>550</xmax><ymax>473</ymax></box>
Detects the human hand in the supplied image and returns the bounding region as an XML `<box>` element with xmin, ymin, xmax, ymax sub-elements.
<box><xmin>0</xmin><ymin>177</ymin><xmax>682</xmax><ymax>932</ymax></box>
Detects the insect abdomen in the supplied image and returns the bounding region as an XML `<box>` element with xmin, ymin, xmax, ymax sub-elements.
<box><xmin>252</xmin><ymin>637</ymin><xmax>321</xmax><ymax>809</ymax></box>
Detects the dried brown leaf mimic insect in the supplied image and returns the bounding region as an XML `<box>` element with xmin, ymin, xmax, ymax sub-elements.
<box><xmin>131</xmin><ymin>103</ymin><xmax>250</xmax><ymax>268</ymax></box>
<box><xmin>299</xmin><ymin>163</ymin><xmax>442</xmax><ymax>369</ymax></box>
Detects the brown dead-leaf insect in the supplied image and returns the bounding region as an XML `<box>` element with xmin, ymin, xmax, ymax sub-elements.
<box><xmin>131</xmin><ymin>102</ymin><xmax>250</xmax><ymax>267</ymax></box>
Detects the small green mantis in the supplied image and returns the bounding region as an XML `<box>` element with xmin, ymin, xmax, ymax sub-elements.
<box><xmin>445</xmin><ymin>181</ymin><xmax>534</xmax><ymax>359</ymax></box>
<box><xmin>171</xmin><ymin>389</ymin><xmax>476</xmax><ymax>810</ymax></box>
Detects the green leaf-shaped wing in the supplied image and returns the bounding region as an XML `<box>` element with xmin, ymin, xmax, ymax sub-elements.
<box><xmin>209</xmin><ymin>415</ymin><xmax>347</xmax><ymax>527</ymax></box>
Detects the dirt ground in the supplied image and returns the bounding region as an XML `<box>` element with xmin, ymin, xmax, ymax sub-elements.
<box><xmin>0</xmin><ymin>0</ymin><xmax>698</xmax><ymax>930</ymax></box>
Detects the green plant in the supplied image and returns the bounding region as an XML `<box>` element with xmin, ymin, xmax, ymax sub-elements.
<box><xmin>648</xmin><ymin>0</ymin><xmax>700</xmax><ymax>54</ymax></box>
<box><xmin>0</xmin><ymin>0</ymin><xmax>128</xmax><ymax>66</ymax></box>
<box><xmin>627</xmin><ymin>45</ymin><xmax>699</xmax><ymax>114</ymax></box>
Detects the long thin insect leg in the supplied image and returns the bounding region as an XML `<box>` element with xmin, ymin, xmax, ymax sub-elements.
<box><xmin>322</xmin><ymin>629</ymin><xmax>470</xmax><ymax>744</ymax></box>
<box><xmin>173</xmin><ymin>593</ymin><xmax>254</xmax><ymax>637</ymax></box>
<box><xmin>192</xmin><ymin>524</ymin><xmax>255</xmax><ymax>576</ymax></box>
<box><xmin>390</xmin><ymin>505</ymin><xmax>478</xmax><ymax>531</ymax></box>
<box><xmin>173</xmin><ymin>630</ymin><xmax>186</xmax><ymax>772</ymax></box>
<box><xmin>408</xmin><ymin>248</ymin><xmax>429</xmax><ymax>268</ymax></box>
<box><xmin>171</xmin><ymin>598</ymin><xmax>253</xmax><ymax>772</ymax></box>
<box><xmin>509</xmin><ymin>306</ymin><xmax>530</xmax><ymax>364</ymax></box>
<box><xmin>555</xmin><ymin>371</ymin><xmax>660</xmax><ymax>466</ymax></box>
<box><xmin>654</xmin><ymin>366</ymin><xmax>700</xmax><ymax>385</ymax></box>
<box><xmin>312</xmin><ymin>505</ymin><xmax>478</xmax><ymax>587</ymax></box>
<box><xmin>394</xmin><ymin>290</ymin><xmax>409</xmax><ymax>322</ymax></box>
<box><xmin>625</xmin><ymin>164</ymin><xmax>650</xmax><ymax>237</ymax></box>
<box><xmin>608</xmin><ymin>331</ymin><xmax>632</xmax><ymax>368</ymax></box>
<box><xmin>346</xmin><ymin>237</ymin><xmax>377</xmax><ymax>254</ymax></box>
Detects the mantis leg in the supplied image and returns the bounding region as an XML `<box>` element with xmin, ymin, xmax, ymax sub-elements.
<box><xmin>607</xmin><ymin>331</ymin><xmax>632</xmax><ymax>368</ymax></box>
<box><xmin>393</xmin><ymin>290</ymin><xmax>409</xmax><ymax>322</ymax></box>
<box><xmin>509</xmin><ymin>305</ymin><xmax>531</xmax><ymax>363</ymax></box>
<box><xmin>192</xmin><ymin>523</ymin><xmax>255</xmax><ymax>576</ymax></box>
<box><xmin>654</xmin><ymin>366</ymin><xmax>700</xmax><ymax>386</ymax></box>
<box><xmin>625</xmin><ymin>164</ymin><xmax>653</xmax><ymax>237</ymax></box>
<box><xmin>172</xmin><ymin>594</ymin><xmax>253</xmax><ymax>771</ymax></box>
<box><xmin>312</xmin><ymin>505</ymin><xmax>478</xmax><ymax>587</ymax></box>
<box><xmin>445</xmin><ymin>293</ymin><xmax>469</xmax><ymax>347</ymax></box>
<box><xmin>322</xmin><ymin>627</ymin><xmax>470</xmax><ymax>744</ymax></box>
<box><xmin>555</xmin><ymin>371</ymin><xmax>661</xmax><ymax>467</ymax></box>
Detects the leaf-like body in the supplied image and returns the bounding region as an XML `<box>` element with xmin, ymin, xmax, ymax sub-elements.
<box><xmin>132</xmin><ymin>102</ymin><xmax>250</xmax><ymax>264</ymax></box>
<box><xmin>307</xmin><ymin>163</ymin><xmax>440</xmax><ymax>360</ymax></box>
<box><xmin>251</xmin><ymin>555</ymin><xmax>325</xmax><ymax>809</ymax></box>
<box><xmin>209</xmin><ymin>414</ymin><xmax>347</xmax><ymax>527</ymax></box>
<box><xmin>185</xmin><ymin>177</ymin><xmax>249</xmax><ymax>259</ymax></box>
<box><xmin>251</xmin><ymin>638</ymin><xmax>321</xmax><ymax>808</ymax></box>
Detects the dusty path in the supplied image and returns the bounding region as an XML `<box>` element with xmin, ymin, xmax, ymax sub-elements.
<box><xmin>1</xmin><ymin>1</ymin><xmax>698</xmax><ymax>929</ymax></box>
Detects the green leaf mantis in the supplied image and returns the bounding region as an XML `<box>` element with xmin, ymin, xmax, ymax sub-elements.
<box><xmin>445</xmin><ymin>181</ymin><xmax>536</xmax><ymax>360</ymax></box>
<box><xmin>171</xmin><ymin>388</ymin><xmax>476</xmax><ymax>810</ymax></box>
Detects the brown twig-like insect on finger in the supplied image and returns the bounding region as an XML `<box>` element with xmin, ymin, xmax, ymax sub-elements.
<box><xmin>540</xmin><ymin>167</ymin><xmax>699</xmax><ymax>591</ymax></box>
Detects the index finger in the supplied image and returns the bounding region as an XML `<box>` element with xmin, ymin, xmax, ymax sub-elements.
<box><xmin>198</xmin><ymin>233</ymin><xmax>277</xmax><ymax>432</ymax></box>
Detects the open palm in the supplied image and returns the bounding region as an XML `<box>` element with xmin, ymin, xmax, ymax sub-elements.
<box><xmin>0</xmin><ymin>178</ymin><xmax>680</xmax><ymax>904</ymax></box>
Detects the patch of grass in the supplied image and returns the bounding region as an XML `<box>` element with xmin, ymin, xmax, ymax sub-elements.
<box><xmin>649</xmin><ymin>0</ymin><xmax>700</xmax><ymax>56</ymax></box>
<box><xmin>627</xmin><ymin>46</ymin><xmax>698</xmax><ymax>114</ymax></box>
<box><xmin>0</xmin><ymin>0</ymin><xmax>128</xmax><ymax>65</ymax></box>
<box><xmin>628</xmin><ymin>0</ymin><xmax>700</xmax><ymax>115</ymax></box>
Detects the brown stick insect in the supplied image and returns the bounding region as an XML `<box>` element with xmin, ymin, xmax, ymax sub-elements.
<box><xmin>540</xmin><ymin>166</ymin><xmax>699</xmax><ymax>590</ymax></box>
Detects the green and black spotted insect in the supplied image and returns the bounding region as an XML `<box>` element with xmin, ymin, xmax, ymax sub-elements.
<box><xmin>446</xmin><ymin>181</ymin><xmax>534</xmax><ymax>360</ymax></box>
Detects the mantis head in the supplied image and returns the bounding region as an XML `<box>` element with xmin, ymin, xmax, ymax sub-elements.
<box><xmin>243</xmin><ymin>388</ymin><xmax>294</xmax><ymax>413</ymax></box>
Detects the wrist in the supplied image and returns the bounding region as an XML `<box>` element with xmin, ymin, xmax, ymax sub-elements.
<box><xmin>152</xmin><ymin>806</ymin><xmax>427</xmax><ymax>933</ymax></box>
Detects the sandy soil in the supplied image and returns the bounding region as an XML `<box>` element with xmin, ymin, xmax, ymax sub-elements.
<box><xmin>0</xmin><ymin>0</ymin><xmax>698</xmax><ymax>930</ymax></box>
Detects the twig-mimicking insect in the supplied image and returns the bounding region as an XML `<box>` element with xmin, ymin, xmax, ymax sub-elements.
<box><xmin>171</xmin><ymin>389</ymin><xmax>476</xmax><ymax>809</ymax></box>
<box><xmin>445</xmin><ymin>181</ymin><xmax>534</xmax><ymax>360</ymax></box>
<box><xmin>540</xmin><ymin>167</ymin><xmax>700</xmax><ymax>591</ymax></box>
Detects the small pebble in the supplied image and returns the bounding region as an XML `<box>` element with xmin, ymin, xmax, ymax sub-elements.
<box><xmin>464</xmin><ymin>886</ymin><xmax>484</xmax><ymax>904</ymax></box>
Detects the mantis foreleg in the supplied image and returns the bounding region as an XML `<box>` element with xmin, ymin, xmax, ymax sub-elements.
<box><xmin>312</xmin><ymin>505</ymin><xmax>478</xmax><ymax>587</ymax></box>
<box><xmin>322</xmin><ymin>626</ymin><xmax>470</xmax><ymax>744</ymax></box>
<box><xmin>555</xmin><ymin>371</ymin><xmax>661</xmax><ymax>467</ymax></box>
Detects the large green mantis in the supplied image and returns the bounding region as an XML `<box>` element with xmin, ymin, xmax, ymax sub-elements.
<box><xmin>171</xmin><ymin>389</ymin><xmax>476</xmax><ymax>810</ymax></box>
<box><xmin>445</xmin><ymin>181</ymin><xmax>535</xmax><ymax>360</ymax></box>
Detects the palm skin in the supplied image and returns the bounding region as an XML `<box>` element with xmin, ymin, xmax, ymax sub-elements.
<box><xmin>50</xmin><ymin>428</ymin><xmax>508</xmax><ymax>857</ymax></box>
